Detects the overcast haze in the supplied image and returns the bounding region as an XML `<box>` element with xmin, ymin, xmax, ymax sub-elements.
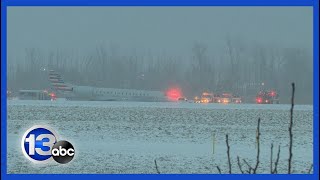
<box><xmin>7</xmin><ymin>7</ymin><xmax>315</xmax><ymax>176</ymax></box>
<box><xmin>7</xmin><ymin>7</ymin><xmax>313</xmax><ymax>104</ymax></box>
<box><xmin>8</xmin><ymin>7</ymin><xmax>312</xmax><ymax>59</ymax></box>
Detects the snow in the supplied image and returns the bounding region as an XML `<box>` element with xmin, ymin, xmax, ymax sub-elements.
<box><xmin>7</xmin><ymin>99</ymin><xmax>313</xmax><ymax>110</ymax></box>
<box><xmin>7</xmin><ymin>100</ymin><xmax>313</xmax><ymax>174</ymax></box>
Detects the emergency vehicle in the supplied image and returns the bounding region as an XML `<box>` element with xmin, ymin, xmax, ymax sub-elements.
<box><xmin>195</xmin><ymin>92</ymin><xmax>242</xmax><ymax>104</ymax></box>
<box><xmin>200</xmin><ymin>92</ymin><xmax>214</xmax><ymax>103</ymax></box>
<box><xmin>256</xmin><ymin>90</ymin><xmax>279</xmax><ymax>104</ymax></box>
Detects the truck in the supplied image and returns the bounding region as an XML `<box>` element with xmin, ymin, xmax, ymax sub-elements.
<box><xmin>256</xmin><ymin>90</ymin><xmax>279</xmax><ymax>104</ymax></box>
<box><xmin>195</xmin><ymin>92</ymin><xmax>242</xmax><ymax>104</ymax></box>
<box><xmin>216</xmin><ymin>93</ymin><xmax>242</xmax><ymax>104</ymax></box>
<box><xmin>200</xmin><ymin>92</ymin><xmax>214</xmax><ymax>103</ymax></box>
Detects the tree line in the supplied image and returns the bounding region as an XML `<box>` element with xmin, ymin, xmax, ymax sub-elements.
<box><xmin>7</xmin><ymin>40</ymin><xmax>312</xmax><ymax>104</ymax></box>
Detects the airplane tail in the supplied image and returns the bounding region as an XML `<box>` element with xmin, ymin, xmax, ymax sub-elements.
<box><xmin>48</xmin><ymin>70</ymin><xmax>73</xmax><ymax>92</ymax></box>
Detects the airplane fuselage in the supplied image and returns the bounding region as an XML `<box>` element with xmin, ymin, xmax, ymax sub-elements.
<box><xmin>49</xmin><ymin>70</ymin><xmax>170</xmax><ymax>102</ymax></box>
<box><xmin>62</xmin><ymin>86</ymin><xmax>169</xmax><ymax>102</ymax></box>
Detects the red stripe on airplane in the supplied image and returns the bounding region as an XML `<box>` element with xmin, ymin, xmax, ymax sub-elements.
<box><xmin>49</xmin><ymin>76</ymin><xmax>62</xmax><ymax>79</ymax></box>
<box><xmin>56</xmin><ymin>87</ymin><xmax>73</xmax><ymax>91</ymax></box>
<box><xmin>53</xmin><ymin>84</ymin><xmax>67</xmax><ymax>87</ymax></box>
<box><xmin>49</xmin><ymin>79</ymin><xmax>63</xmax><ymax>82</ymax></box>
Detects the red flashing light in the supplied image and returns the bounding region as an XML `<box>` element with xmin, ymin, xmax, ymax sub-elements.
<box><xmin>166</xmin><ymin>87</ymin><xmax>182</xmax><ymax>101</ymax></box>
<box><xmin>256</xmin><ymin>98</ymin><xmax>262</xmax><ymax>103</ymax></box>
<box><xmin>49</xmin><ymin>92</ymin><xmax>57</xmax><ymax>100</ymax></box>
<box><xmin>270</xmin><ymin>91</ymin><xmax>276</xmax><ymax>97</ymax></box>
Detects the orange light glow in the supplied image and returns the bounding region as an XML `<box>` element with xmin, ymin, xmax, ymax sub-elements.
<box><xmin>201</xmin><ymin>99</ymin><xmax>209</xmax><ymax>103</ymax></box>
<box><xmin>202</xmin><ymin>92</ymin><xmax>213</xmax><ymax>96</ymax></box>
<box><xmin>223</xmin><ymin>99</ymin><xmax>229</xmax><ymax>103</ymax></box>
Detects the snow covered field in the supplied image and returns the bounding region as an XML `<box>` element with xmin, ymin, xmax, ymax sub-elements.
<box><xmin>7</xmin><ymin>100</ymin><xmax>313</xmax><ymax>174</ymax></box>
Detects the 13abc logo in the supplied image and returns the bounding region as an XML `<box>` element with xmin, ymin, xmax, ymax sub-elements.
<box><xmin>21</xmin><ymin>125</ymin><xmax>75</xmax><ymax>164</ymax></box>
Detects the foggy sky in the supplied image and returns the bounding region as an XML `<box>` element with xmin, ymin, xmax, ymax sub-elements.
<box><xmin>8</xmin><ymin>7</ymin><xmax>313</xmax><ymax>61</ymax></box>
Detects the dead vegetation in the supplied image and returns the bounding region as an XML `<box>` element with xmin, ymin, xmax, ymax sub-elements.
<box><xmin>153</xmin><ymin>83</ymin><xmax>313</xmax><ymax>174</ymax></box>
<box><xmin>215</xmin><ymin>83</ymin><xmax>313</xmax><ymax>174</ymax></box>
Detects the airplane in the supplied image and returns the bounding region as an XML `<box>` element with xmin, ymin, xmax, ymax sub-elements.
<box><xmin>48</xmin><ymin>70</ymin><xmax>174</xmax><ymax>102</ymax></box>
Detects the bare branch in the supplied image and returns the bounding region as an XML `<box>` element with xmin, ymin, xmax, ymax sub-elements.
<box><xmin>288</xmin><ymin>83</ymin><xmax>295</xmax><ymax>174</ymax></box>
<box><xmin>216</xmin><ymin>166</ymin><xmax>222</xmax><ymax>174</ymax></box>
<box><xmin>270</xmin><ymin>143</ymin><xmax>274</xmax><ymax>174</ymax></box>
<box><xmin>272</xmin><ymin>145</ymin><xmax>281</xmax><ymax>174</ymax></box>
<box><xmin>307</xmin><ymin>163</ymin><xmax>313</xmax><ymax>174</ymax></box>
<box><xmin>226</xmin><ymin>134</ymin><xmax>232</xmax><ymax>174</ymax></box>
<box><xmin>237</xmin><ymin>156</ymin><xmax>244</xmax><ymax>174</ymax></box>
<box><xmin>253</xmin><ymin>118</ymin><xmax>261</xmax><ymax>174</ymax></box>
<box><xmin>154</xmin><ymin>159</ymin><xmax>160</xmax><ymax>174</ymax></box>
<box><xmin>243</xmin><ymin>159</ymin><xmax>253</xmax><ymax>174</ymax></box>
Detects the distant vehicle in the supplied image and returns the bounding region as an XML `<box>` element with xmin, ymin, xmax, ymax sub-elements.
<box><xmin>256</xmin><ymin>90</ymin><xmax>279</xmax><ymax>104</ymax></box>
<box><xmin>213</xmin><ymin>93</ymin><xmax>242</xmax><ymax>104</ymax></box>
<box><xmin>218</xmin><ymin>93</ymin><xmax>233</xmax><ymax>104</ymax></box>
<box><xmin>18</xmin><ymin>90</ymin><xmax>56</xmax><ymax>100</ymax></box>
<box><xmin>194</xmin><ymin>96</ymin><xmax>201</xmax><ymax>103</ymax></box>
<box><xmin>231</xmin><ymin>94</ymin><xmax>242</xmax><ymax>104</ymax></box>
<box><xmin>200</xmin><ymin>92</ymin><xmax>214</xmax><ymax>103</ymax></box>
<box><xmin>194</xmin><ymin>92</ymin><xmax>242</xmax><ymax>104</ymax></box>
<box><xmin>178</xmin><ymin>97</ymin><xmax>188</xmax><ymax>101</ymax></box>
